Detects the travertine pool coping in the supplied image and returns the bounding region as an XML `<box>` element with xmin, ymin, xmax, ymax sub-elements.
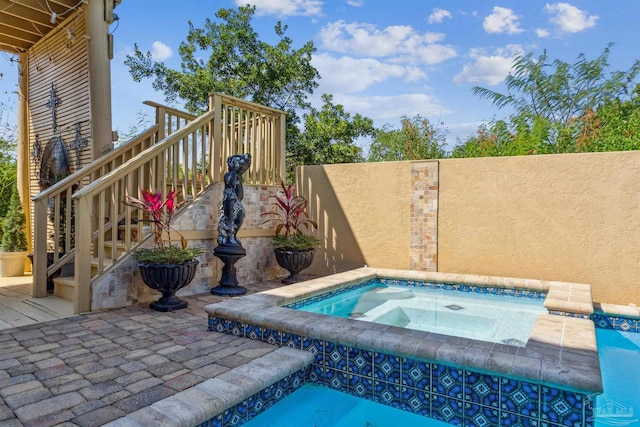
<box><xmin>205</xmin><ymin>267</ymin><xmax>602</xmax><ymax>394</ymax></box>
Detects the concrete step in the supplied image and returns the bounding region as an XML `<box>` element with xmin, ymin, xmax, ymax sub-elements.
<box><xmin>103</xmin><ymin>346</ymin><xmax>314</xmax><ymax>427</ymax></box>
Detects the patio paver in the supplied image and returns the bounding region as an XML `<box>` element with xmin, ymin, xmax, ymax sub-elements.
<box><xmin>0</xmin><ymin>279</ymin><xmax>286</xmax><ymax>427</ymax></box>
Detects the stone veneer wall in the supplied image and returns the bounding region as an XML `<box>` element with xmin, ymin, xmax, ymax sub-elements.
<box><xmin>91</xmin><ymin>183</ymin><xmax>283</xmax><ymax>310</ymax></box>
<box><xmin>409</xmin><ymin>162</ymin><xmax>438</xmax><ymax>272</ymax></box>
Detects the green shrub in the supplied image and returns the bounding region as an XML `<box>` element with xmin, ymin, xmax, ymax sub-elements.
<box><xmin>2</xmin><ymin>187</ymin><xmax>27</xmax><ymax>252</ymax></box>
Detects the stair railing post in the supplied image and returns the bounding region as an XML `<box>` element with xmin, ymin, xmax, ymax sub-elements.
<box><xmin>33</xmin><ymin>198</ymin><xmax>49</xmax><ymax>297</ymax></box>
<box><xmin>74</xmin><ymin>194</ymin><xmax>93</xmax><ymax>313</ymax></box>
<box><xmin>211</xmin><ymin>93</ymin><xmax>222</xmax><ymax>182</ymax></box>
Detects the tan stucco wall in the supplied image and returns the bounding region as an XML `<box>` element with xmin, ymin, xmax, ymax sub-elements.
<box><xmin>299</xmin><ymin>151</ymin><xmax>640</xmax><ymax>306</ymax></box>
<box><xmin>438</xmin><ymin>151</ymin><xmax>640</xmax><ymax>306</ymax></box>
<box><xmin>297</xmin><ymin>162</ymin><xmax>412</xmax><ymax>275</ymax></box>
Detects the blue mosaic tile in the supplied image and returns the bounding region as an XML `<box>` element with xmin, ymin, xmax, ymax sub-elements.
<box><xmin>319</xmin><ymin>340</ymin><xmax>336</xmax><ymax>367</ymax></box>
<box><xmin>373</xmin><ymin>352</ymin><xmax>401</xmax><ymax>383</ymax></box>
<box><xmin>431</xmin><ymin>364</ymin><xmax>464</xmax><ymax>399</ymax></box>
<box><xmin>245</xmin><ymin>324</ymin><xmax>260</xmax><ymax>340</ymax></box>
<box><xmin>613</xmin><ymin>316</ymin><xmax>638</xmax><ymax>332</ymax></box>
<box><xmin>465</xmin><ymin>371</ymin><xmax>500</xmax><ymax>408</ymax></box>
<box><xmin>228</xmin><ymin>320</ymin><xmax>244</xmax><ymax>337</ymax></box>
<box><xmin>348</xmin><ymin>347</ymin><xmax>373</xmax><ymax>377</ymax></box>
<box><xmin>349</xmin><ymin>374</ymin><xmax>374</xmax><ymax>400</ymax></box>
<box><xmin>280</xmin><ymin>331</ymin><xmax>293</xmax><ymax>347</ymax></box>
<box><xmin>431</xmin><ymin>394</ymin><xmax>464</xmax><ymax>425</ymax></box>
<box><xmin>540</xmin><ymin>386</ymin><xmax>584</xmax><ymax>427</ymax></box>
<box><xmin>311</xmin><ymin>363</ymin><xmax>326</xmax><ymax>384</ymax></box>
<box><xmin>465</xmin><ymin>403</ymin><xmax>499</xmax><ymax>427</ymax></box>
<box><xmin>373</xmin><ymin>381</ymin><xmax>403</xmax><ymax>409</ymax></box>
<box><xmin>401</xmin><ymin>387</ymin><xmax>431</xmax><ymax>417</ymax></box>
<box><xmin>326</xmin><ymin>343</ymin><xmax>348</xmax><ymax>370</ymax></box>
<box><xmin>266</xmin><ymin>329</ymin><xmax>282</xmax><ymax>346</ymax></box>
<box><xmin>401</xmin><ymin>357</ymin><xmax>430</xmax><ymax>390</ymax></box>
<box><xmin>284</xmin><ymin>333</ymin><xmax>301</xmax><ymax>349</ymax></box>
<box><xmin>501</xmin><ymin>412</ymin><xmax>540</xmax><ymax>426</ymax></box>
<box><xmin>246</xmin><ymin>393</ymin><xmax>261</xmax><ymax>420</ymax></box>
<box><xmin>501</xmin><ymin>378</ymin><xmax>540</xmax><ymax>418</ymax></box>
<box><xmin>592</xmin><ymin>313</ymin><xmax>613</xmax><ymax>330</ymax></box>
<box><xmin>209</xmin><ymin>414</ymin><xmax>223</xmax><ymax>427</ymax></box>
<box><xmin>208</xmin><ymin>316</ymin><xmax>227</xmax><ymax>333</ymax></box>
<box><xmin>302</xmin><ymin>338</ymin><xmax>323</xmax><ymax>358</ymax></box>
<box><xmin>330</xmin><ymin>370</ymin><xmax>350</xmax><ymax>391</ymax></box>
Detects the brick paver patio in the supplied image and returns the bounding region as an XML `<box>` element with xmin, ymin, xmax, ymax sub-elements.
<box><xmin>0</xmin><ymin>280</ymin><xmax>283</xmax><ymax>427</ymax></box>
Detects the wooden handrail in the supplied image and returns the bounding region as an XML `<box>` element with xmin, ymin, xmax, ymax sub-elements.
<box><xmin>34</xmin><ymin>94</ymin><xmax>286</xmax><ymax>315</ymax></box>
<box><xmin>32</xmin><ymin>125</ymin><xmax>158</xmax><ymax>203</ymax></box>
<box><xmin>72</xmin><ymin>110</ymin><xmax>215</xmax><ymax>200</ymax></box>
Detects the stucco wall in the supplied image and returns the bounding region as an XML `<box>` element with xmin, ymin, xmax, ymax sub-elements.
<box><xmin>438</xmin><ymin>152</ymin><xmax>640</xmax><ymax>305</ymax></box>
<box><xmin>297</xmin><ymin>162</ymin><xmax>412</xmax><ymax>275</ymax></box>
<box><xmin>299</xmin><ymin>152</ymin><xmax>640</xmax><ymax>306</ymax></box>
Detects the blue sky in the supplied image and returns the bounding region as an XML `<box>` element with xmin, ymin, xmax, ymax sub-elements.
<box><xmin>1</xmin><ymin>0</ymin><xmax>638</xmax><ymax>150</ymax></box>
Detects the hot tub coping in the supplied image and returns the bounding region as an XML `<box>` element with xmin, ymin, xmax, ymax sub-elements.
<box><xmin>205</xmin><ymin>267</ymin><xmax>602</xmax><ymax>394</ymax></box>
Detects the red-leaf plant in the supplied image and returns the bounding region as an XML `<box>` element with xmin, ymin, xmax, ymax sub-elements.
<box><xmin>262</xmin><ymin>181</ymin><xmax>319</xmax><ymax>250</ymax></box>
<box><xmin>124</xmin><ymin>189</ymin><xmax>204</xmax><ymax>264</ymax></box>
<box><xmin>126</xmin><ymin>189</ymin><xmax>184</xmax><ymax>250</ymax></box>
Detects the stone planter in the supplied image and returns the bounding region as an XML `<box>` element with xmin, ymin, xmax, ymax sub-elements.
<box><xmin>0</xmin><ymin>251</ymin><xmax>27</xmax><ymax>277</ymax></box>
<box><xmin>274</xmin><ymin>248</ymin><xmax>315</xmax><ymax>284</ymax></box>
<box><xmin>138</xmin><ymin>259</ymin><xmax>199</xmax><ymax>312</ymax></box>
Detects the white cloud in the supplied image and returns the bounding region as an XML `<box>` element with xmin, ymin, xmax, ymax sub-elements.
<box><xmin>453</xmin><ymin>46</ymin><xmax>523</xmax><ymax>86</ymax></box>
<box><xmin>347</xmin><ymin>0</ymin><xmax>363</xmax><ymax>7</ymax></box>
<box><xmin>544</xmin><ymin>2</ymin><xmax>598</xmax><ymax>34</ymax></box>
<box><xmin>150</xmin><ymin>41</ymin><xmax>172</xmax><ymax>61</ymax></box>
<box><xmin>428</xmin><ymin>8</ymin><xmax>452</xmax><ymax>24</ymax></box>
<box><xmin>333</xmin><ymin>93</ymin><xmax>449</xmax><ymax>122</ymax></box>
<box><xmin>312</xmin><ymin>53</ymin><xmax>424</xmax><ymax>94</ymax></box>
<box><xmin>318</xmin><ymin>21</ymin><xmax>457</xmax><ymax>65</ymax></box>
<box><xmin>483</xmin><ymin>6</ymin><xmax>524</xmax><ymax>34</ymax></box>
<box><xmin>235</xmin><ymin>0</ymin><xmax>323</xmax><ymax>17</ymax></box>
<box><xmin>536</xmin><ymin>28</ymin><xmax>551</xmax><ymax>38</ymax></box>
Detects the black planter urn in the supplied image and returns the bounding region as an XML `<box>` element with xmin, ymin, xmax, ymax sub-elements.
<box><xmin>138</xmin><ymin>259</ymin><xmax>199</xmax><ymax>312</ymax></box>
<box><xmin>274</xmin><ymin>248</ymin><xmax>315</xmax><ymax>284</ymax></box>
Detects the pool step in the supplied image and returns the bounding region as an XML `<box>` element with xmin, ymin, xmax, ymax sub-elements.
<box><xmin>103</xmin><ymin>346</ymin><xmax>314</xmax><ymax>427</ymax></box>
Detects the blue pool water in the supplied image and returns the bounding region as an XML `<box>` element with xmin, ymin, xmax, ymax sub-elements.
<box><xmin>295</xmin><ymin>280</ymin><xmax>546</xmax><ymax>345</ymax></box>
<box><xmin>241</xmin><ymin>384</ymin><xmax>450</xmax><ymax>427</ymax></box>
<box><xmin>593</xmin><ymin>328</ymin><xmax>640</xmax><ymax>426</ymax></box>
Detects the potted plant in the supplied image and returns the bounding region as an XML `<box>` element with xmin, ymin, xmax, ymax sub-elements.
<box><xmin>262</xmin><ymin>180</ymin><xmax>320</xmax><ymax>284</ymax></box>
<box><xmin>125</xmin><ymin>189</ymin><xmax>205</xmax><ymax>311</ymax></box>
<box><xmin>0</xmin><ymin>187</ymin><xmax>28</xmax><ymax>277</ymax></box>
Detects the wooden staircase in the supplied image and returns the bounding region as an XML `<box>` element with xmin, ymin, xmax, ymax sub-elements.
<box><xmin>32</xmin><ymin>94</ymin><xmax>287</xmax><ymax>314</ymax></box>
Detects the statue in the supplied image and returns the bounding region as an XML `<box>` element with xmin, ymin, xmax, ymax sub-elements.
<box><xmin>211</xmin><ymin>153</ymin><xmax>251</xmax><ymax>296</ymax></box>
<box><xmin>217</xmin><ymin>153</ymin><xmax>251</xmax><ymax>246</ymax></box>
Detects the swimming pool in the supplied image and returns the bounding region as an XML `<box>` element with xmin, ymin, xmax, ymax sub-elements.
<box><xmin>290</xmin><ymin>278</ymin><xmax>547</xmax><ymax>346</ymax></box>
<box><xmin>242</xmin><ymin>384</ymin><xmax>450</xmax><ymax>427</ymax></box>
<box><xmin>205</xmin><ymin>267</ymin><xmax>601</xmax><ymax>427</ymax></box>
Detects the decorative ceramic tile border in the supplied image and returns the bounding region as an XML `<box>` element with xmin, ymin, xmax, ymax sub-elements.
<box><xmin>197</xmin><ymin>368</ymin><xmax>310</xmax><ymax>427</ymax></box>
<box><xmin>548</xmin><ymin>310</ymin><xmax>591</xmax><ymax>319</ymax></box>
<box><xmin>410</xmin><ymin>162</ymin><xmax>438</xmax><ymax>272</ymax></box>
<box><xmin>209</xmin><ymin>316</ymin><xmax>594</xmax><ymax>427</ymax></box>
<box><xmin>592</xmin><ymin>313</ymin><xmax>640</xmax><ymax>332</ymax></box>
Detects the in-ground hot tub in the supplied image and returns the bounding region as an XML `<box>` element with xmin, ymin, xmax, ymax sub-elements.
<box><xmin>205</xmin><ymin>267</ymin><xmax>601</xmax><ymax>427</ymax></box>
<box><xmin>289</xmin><ymin>277</ymin><xmax>547</xmax><ymax>346</ymax></box>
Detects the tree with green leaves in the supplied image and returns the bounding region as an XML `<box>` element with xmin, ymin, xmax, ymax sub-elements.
<box><xmin>472</xmin><ymin>45</ymin><xmax>640</xmax><ymax>151</ymax></box>
<box><xmin>368</xmin><ymin>115</ymin><xmax>447</xmax><ymax>162</ymax></box>
<box><xmin>574</xmin><ymin>83</ymin><xmax>640</xmax><ymax>152</ymax></box>
<box><xmin>287</xmin><ymin>94</ymin><xmax>375</xmax><ymax>177</ymax></box>
<box><xmin>125</xmin><ymin>5</ymin><xmax>319</xmax><ymax>114</ymax></box>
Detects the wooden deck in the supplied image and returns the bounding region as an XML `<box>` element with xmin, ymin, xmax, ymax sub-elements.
<box><xmin>0</xmin><ymin>275</ymin><xmax>74</xmax><ymax>330</ymax></box>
